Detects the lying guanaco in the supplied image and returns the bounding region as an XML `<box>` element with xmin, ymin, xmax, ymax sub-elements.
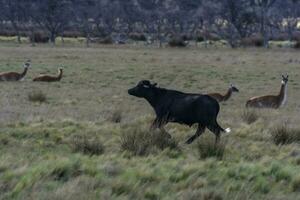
<box><xmin>246</xmin><ymin>75</ymin><xmax>288</xmax><ymax>109</ymax></box>
<box><xmin>207</xmin><ymin>84</ymin><xmax>239</xmax><ymax>102</ymax></box>
<box><xmin>33</xmin><ymin>68</ymin><xmax>63</xmax><ymax>82</ymax></box>
<box><xmin>0</xmin><ymin>61</ymin><xmax>30</xmax><ymax>81</ymax></box>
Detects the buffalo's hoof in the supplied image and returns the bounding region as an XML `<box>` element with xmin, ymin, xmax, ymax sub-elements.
<box><xmin>185</xmin><ymin>138</ymin><xmax>194</xmax><ymax>144</ymax></box>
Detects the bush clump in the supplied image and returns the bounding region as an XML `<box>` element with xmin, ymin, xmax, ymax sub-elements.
<box><xmin>129</xmin><ymin>33</ymin><xmax>146</xmax><ymax>41</ymax></box>
<box><xmin>96</xmin><ymin>36</ymin><xmax>113</xmax><ymax>44</ymax></box>
<box><xmin>271</xmin><ymin>124</ymin><xmax>300</xmax><ymax>145</ymax></box>
<box><xmin>168</xmin><ymin>37</ymin><xmax>188</xmax><ymax>47</ymax></box>
<box><xmin>120</xmin><ymin>126</ymin><xmax>178</xmax><ymax>156</ymax></box>
<box><xmin>108</xmin><ymin>110</ymin><xmax>122</xmax><ymax>123</ymax></box>
<box><xmin>241</xmin><ymin>35</ymin><xmax>264</xmax><ymax>47</ymax></box>
<box><xmin>197</xmin><ymin>137</ymin><xmax>226</xmax><ymax>160</ymax></box>
<box><xmin>294</xmin><ymin>41</ymin><xmax>300</xmax><ymax>49</ymax></box>
<box><xmin>71</xmin><ymin>135</ymin><xmax>104</xmax><ymax>156</ymax></box>
<box><xmin>29</xmin><ymin>32</ymin><xmax>49</xmax><ymax>43</ymax></box>
<box><xmin>291</xmin><ymin>176</ymin><xmax>300</xmax><ymax>192</ymax></box>
<box><xmin>28</xmin><ymin>90</ymin><xmax>47</xmax><ymax>103</ymax></box>
<box><xmin>241</xmin><ymin>109</ymin><xmax>259</xmax><ymax>124</ymax></box>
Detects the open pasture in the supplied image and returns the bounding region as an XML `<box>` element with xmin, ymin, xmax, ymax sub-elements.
<box><xmin>0</xmin><ymin>45</ymin><xmax>300</xmax><ymax>199</ymax></box>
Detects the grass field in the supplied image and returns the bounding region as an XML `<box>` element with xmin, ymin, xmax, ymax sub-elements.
<box><xmin>0</xmin><ymin>44</ymin><xmax>300</xmax><ymax>199</ymax></box>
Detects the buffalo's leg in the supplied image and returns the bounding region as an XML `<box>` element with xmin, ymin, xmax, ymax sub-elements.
<box><xmin>186</xmin><ymin>124</ymin><xmax>206</xmax><ymax>144</ymax></box>
<box><xmin>150</xmin><ymin>118</ymin><xmax>171</xmax><ymax>138</ymax></box>
<box><xmin>207</xmin><ymin>124</ymin><xmax>221</xmax><ymax>146</ymax></box>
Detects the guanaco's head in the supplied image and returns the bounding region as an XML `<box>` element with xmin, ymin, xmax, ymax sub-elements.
<box><xmin>230</xmin><ymin>84</ymin><xmax>239</xmax><ymax>92</ymax></box>
<box><xmin>281</xmin><ymin>74</ymin><xmax>289</xmax><ymax>85</ymax></box>
<box><xmin>24</xmin><ymin>60</ymin><xmax>31</xmax><ymax>68</ymax></box>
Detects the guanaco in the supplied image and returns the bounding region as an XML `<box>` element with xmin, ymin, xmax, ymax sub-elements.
<box><xmin>33</xmin><ymin>68</ymin><xmax>63</xmax><ymax>82</ymax></box>
<box><xmin>0</xmin><ymin>61</ymin><xmax>30</xmax><ymax>81</ymax></box>
<box><xmin>246</xmin><ymin>75</ymin><xmax>288</xmax><ymax>109</ymax></box>
<box><xmin>207</xmin><ymin>84</ymin><xmax>239</xmax><ymax>102</ymax></box>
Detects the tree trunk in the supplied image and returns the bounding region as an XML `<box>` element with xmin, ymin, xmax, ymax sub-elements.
<box><xmin>157</xmin><ymin>22</ymin><xmax>163</xmax><ymax>48</ymax></box>
<box><xmin>50</xmin><ymin>31</ymin><xmax>56</xmax><ymax>45</ymax></box>
<box><xmin>12</xmin><ymin>22</ymin><xmax>21</xmax><ymax>44</ymax></box>
<box><xmin>86</xmin><ymin>33</ymin><xmax>90</xmax><ymax>47</ymax></box>
<box><xmin>17</xmin><ymin>34</ymin><xmax>21</xmax><ymax>44</ymax></box>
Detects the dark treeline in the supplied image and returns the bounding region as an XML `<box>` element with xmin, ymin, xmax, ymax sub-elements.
<box><xmin>0</xmin><ymin>0</ymin><xmax>299</xmax><ymax>47</ymax></box>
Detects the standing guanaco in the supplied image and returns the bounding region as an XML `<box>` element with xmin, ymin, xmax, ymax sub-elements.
<box><xmin>207</xmin><ymin>84</ymin><xmax>239</xmax><ymax>102</ymax></box>
<box><xmin>246</xmin><ymin>75</ymin><xmax>288</xmax><ymax>109</ymax></box>
<box><xmin>0</xmin><ymin>61</ymin><xmax>31</xmax><ymax>81</ymax></box>
<box><xmin>33</xmin><ymin>68</ymin><xmax>63</xmax><ymax>82</ymax></box>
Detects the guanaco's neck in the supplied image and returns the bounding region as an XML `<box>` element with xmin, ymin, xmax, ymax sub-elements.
<box><xmin>279</xmin><ymin>81</ymin><xmax>287</xmax><ymax>106</ymax></box>
<box><xmin>20</xmin><ymin>67</ymin><xmax>28</xmax><ymax>78</ymax></box>
<box><xmin>223</xmin><ymin>88</ymin><xmax>233</xmax><ymax>101</ymax></box>
<box><xmin>57</xmin><ymin>70</ymin><xmax>63</xmax><ymax>80</ymax></box>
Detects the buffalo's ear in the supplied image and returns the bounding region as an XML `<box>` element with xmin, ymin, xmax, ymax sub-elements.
<box><xmin>152</xmin><ymin>83</ymin><xmax>158</xmax><ymax>87</ymax></box>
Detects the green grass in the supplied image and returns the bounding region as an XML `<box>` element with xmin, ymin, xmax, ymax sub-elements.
<box><xmin>0</xmin><ymin>44</ymin><xmax>300</xmax><ymax>199</ymax></box>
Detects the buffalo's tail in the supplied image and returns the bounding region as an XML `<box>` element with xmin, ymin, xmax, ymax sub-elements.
<box><xmin>215</xmin><ymin>121</ymin><xmax>231</xmax><ymax>134</ymax></box>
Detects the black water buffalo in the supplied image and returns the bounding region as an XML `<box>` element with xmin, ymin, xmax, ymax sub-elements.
<box><xmin>128</xmin><ymin>80</ymin><xmax>230</xmax><ymax>144</ymax></box>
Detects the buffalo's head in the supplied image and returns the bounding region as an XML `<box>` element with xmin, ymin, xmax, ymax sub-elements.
<box><xmin>128</xmin><ymin>80</ymin><xmax>157</xmax><ymax>98</ymax></box>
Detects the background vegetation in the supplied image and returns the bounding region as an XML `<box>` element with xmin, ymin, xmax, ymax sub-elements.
<box><xmin>0</xmin><ymin>44</ymin><xmax>299</xmax><ymax>199</ymax></box>
<box><xmin>0</xmin><ymin>0</ymin><xmax>300</xmax><ymax>48</ymax></box>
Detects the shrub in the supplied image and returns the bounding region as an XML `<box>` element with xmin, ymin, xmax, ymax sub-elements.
<box><xmin>294</xmin><ymin>41</ymin><xmax>300</xmax><ymax>49</ymax></box>
<box><xmin>168</xmin><ymin>37</ymin><xmax>188</xmax><ymax>47</ymax></box>
<box><xmin>29</xmin><ymin>32</ymin><xmax>49</xmax><ymax>43</ymax></box>
<box><xmin>196</xmin><ymin>35</ymin><xmax>205</xmax><ymax>42</ymax></box>
<box><xmin>241</xmin><ymin>35</ymin><xmax>264</xmax><ymax>47</ymax></box>
<box><xmin>28</xmin><ymin>90</ymin><xmax>47</xmax><ymax>103</ymax></box>
<box><xmin>71</xmin><ymin>135</ymin><xmax>104</xmax><ymax>156</ymax></box>
<box><xmin>241</xmin><ymin>109</ymin><xmax>259</xmax><ymax>124</ymax></box>
<box><xmin>291</xmin><ymin>176</ymin><xmax>300</xmax><ymax>192</ymax></box>
<box><xmin>97</xmin><ymin>36</ymin><xmax>113</xmax><ymax>44</ymax></box>
<box><xmin>108</xmin><ymin>110</ymin><xmax>122</xmax><ymax>123</ymax></box>
<box><xmin>62</xmin><ymin>30</ymin><xmax>82</xmax><ymax>38</ymax></box>
<box><xmin>271</xmin><ymin>124</ymin><xmax>300</xmax><ymax>145</ymax></box>
<box><xmin>120</xmin><ymin>126</ymin><xmax>178</xmax><ymax>156</ymax></box>
<box><xmin>197</xmin><ymin>137</ymin><xmax>226</xmax><ymax>160</ymax></box>
<box><xmin>50</xmin><ymin>160</ymin><xmax>82</xmax><ymax>182</ymax></box>
<box><xmin>129</xmin><ymin>33</ymin><xmax>146</xmax><ymax>41</ymax></box>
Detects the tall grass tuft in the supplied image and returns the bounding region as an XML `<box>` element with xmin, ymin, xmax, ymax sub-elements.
<box><xmin>271</xmin><ymin>123</ymin><xmax>300</xmax><ymax>145</ymax></box>
<box><xmin>197</xmin><ymin>137</ymin><xmax>226</xmax><ymax>160</ymax></box>
<box><xmin>108</xmin><ymin>110</ymin><xmax>122</xmax><ymax>123</ymax></box>
<box><xmin>241</xmin><ymin>109</ymin><xmax>259</xmax><ymax>124</ymax></box>
<box><xmin>71</xmin><ymin>135</ymin><xmax>104</xmax><ymax>156</ymax></box>
<box><xmin>120</xmin><ymin>126</ymin><xmax>178</xmax><ymax>156</ymax></box>
<box><xmin>28</xmin><ymin>90</ymin><xmax>47</xmax><ymax>103</ymax></box>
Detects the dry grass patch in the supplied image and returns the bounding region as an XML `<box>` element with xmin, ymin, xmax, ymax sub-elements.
<box><xmin>197</xmin><ymin>137</ymin><xmax>226</xmax><ymax>160</ymax></box>
<box><xmin>241</xmin><ymin>109</ymin><xmax>259</xmax><ymax>124</ymax></box>
<box><xmin>108</xmin><ymin>109</ymin><xmax>122</xmax><ymax>123</ymax></box>
<box><xmin>271</xmin><ymin>123</ymin><xmax>300</xmax><ymax>145</ymax></box>
<box><xmin>120</xmin><ymin>126</ymin><xmax>178</xmax><ymax>156</ymax></box>
<box><xmin>28</xmin><ymin>90</ymin><xmax>47</xmax><ymax>103</ymax></box>
<box><xmin>71</xmin><ymin>135</ymin><xmax>104</xmax><ymax>156</ymax></box>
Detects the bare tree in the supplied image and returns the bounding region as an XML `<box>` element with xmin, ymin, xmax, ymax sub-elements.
<box><xmin>217</xmin><ymin>0</ymin><xmax>257</xmax><ymax>47</ymax></box>
<box><xmin>253</xmin><ymin>0</ymin><xmax>277</xmax><ymax>47</ymax></box>
<box><xmin>30</xmin><ymin>0</ymin><xmax>72</xmax><ymax>45</ymax></box>
<box><xmin>0</xmin><ymin>0</ymin><xmax>28</xmax><ymax>43</ymax></box>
